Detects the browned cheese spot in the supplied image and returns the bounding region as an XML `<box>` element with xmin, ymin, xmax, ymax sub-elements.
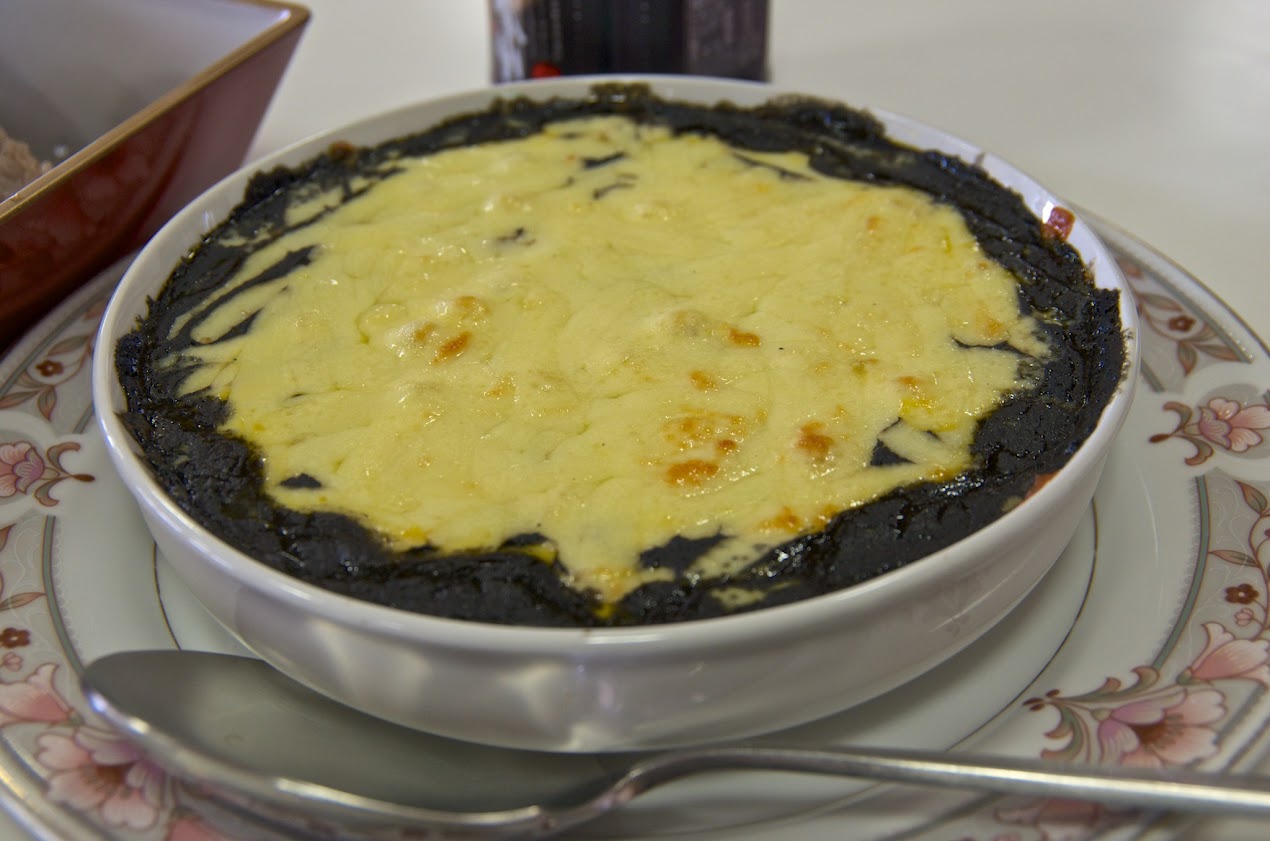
<box><xmin>796</xmin><ymin>422</ymin><xmax>835</xmax><ymax>462</ymax></box>
<box><xmin>726</xmin><ymin>326</ymin><xmax>761</xmax><ymax>347</ymax></box>
<box><xmin>689</xmin><ymin>370</ymin><xmax>718</xmax><ymax>391</ymax></box>
<box><xmin>665</xmin><ymin>459</ymin><xmax>720</xmax><ymax>487</ymax></box>
<box><xmin>434</xmin><ymin>331</ymin><xmax>472</xmax><ymax>363</ymax></box>
<box><xmin>413</xmin><ymin>323</ymin><xmax>436</xmax><ymax>345</ymax></box>
<box><xmin>455</xmin><ymin>295</ymin><xmax>491</xmax><ymax>317</ymax></box>
<box><xmin>760</xmin><ymin>505</ymin><xmax>803</xmax><ymax>533</ymax></box>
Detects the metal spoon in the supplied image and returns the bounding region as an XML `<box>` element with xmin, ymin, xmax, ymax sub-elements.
<box><xmin>83</xmin><ymin>650</ymin><xmax>1270</xmax><ymax>840</ymax></box>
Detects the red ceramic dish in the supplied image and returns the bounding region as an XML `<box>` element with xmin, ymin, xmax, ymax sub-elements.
<box><xmin>0</xmin><ymin>0</ymin><xmax>309</xmax><ymax>350</ymax></box>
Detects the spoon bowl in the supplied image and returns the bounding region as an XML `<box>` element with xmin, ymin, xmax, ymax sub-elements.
<box><xmin>83</xmin><ymin>650</ymin><xmax>1270</xmax><ymax>840</ymax></box>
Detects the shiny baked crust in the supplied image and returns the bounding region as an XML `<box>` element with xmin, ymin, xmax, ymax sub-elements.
<box><xmin>116</xmin><ymin>85</ymin><xmax>1124</xmax><ymax>627</ymax></box>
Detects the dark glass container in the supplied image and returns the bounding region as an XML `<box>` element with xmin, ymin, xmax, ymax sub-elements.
<box><xmin>490</xmin><ymin>0</ymin><xmax>769</xmax><ymax>82</ymax></box>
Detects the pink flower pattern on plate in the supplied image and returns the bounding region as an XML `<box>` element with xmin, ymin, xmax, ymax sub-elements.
<box><xmin>0</xmin><ymin>663</ymin><xmax>73</xmax><ymax>727</ymax></box>
<box><xmin>1002</xmin><ymin>478</ymin><xmax>1270</xmax><ymax>840</ymax></box>
<box><xmin>1198</xmin><ymin>398</ymin><xmax>1270</xmax><ymax>452</ymax></box>
<box><xmin>1122</xmin><ymin>257</ymin><xmax>1246</xmax><ymax>383</ymax></box>
<box><xmin>0</xmin><ymin>323</ymin><xmax>96</xmax><ymax>422</ymax></box>
<box><xmin>1186</xmin><ymin>621</ymin><xmax>1270</xmax><ymax>688</ymax></box>
<box><xmin>37</xmin><ymin>726</ymin><xmax>168</xmax><ymax>831</ymax></box>
<box><xmin>0</xmin><ymin>439</ymin><xmax>94</xmax><ymax>506</ymax></box>
<box><xmin>0</xmin><ymin>442</ymin><xmax>46</xmax><ymax>497</ymax></box>
<box><xmin>1094</xmin><ymin>686</ymin><xmax>1224</xmax><ymax>768</ymax></box>
<box><xmin>993</xmin><ymin>797</ymin><xmax>1134</xmax><ymax>841</ymax></box>
<box><xmin>1151</xmin><ymin>396</ymin><xmax>1270</xmax><ymax>465</ymax></box>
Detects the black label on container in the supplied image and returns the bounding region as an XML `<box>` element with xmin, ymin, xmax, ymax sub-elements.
<box><xmin>490</xmin><ymin>0</ymin><xmax>769</xmax><ymax>82</ymax></box>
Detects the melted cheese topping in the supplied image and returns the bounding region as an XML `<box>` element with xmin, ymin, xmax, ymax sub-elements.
<box><xmin>174</xmin><ymin>116</ymin><xmax>1048</xmax><ymax>603</ymax></box>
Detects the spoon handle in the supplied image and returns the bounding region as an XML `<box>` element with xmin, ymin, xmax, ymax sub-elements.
<box><xmin>618</xmin><ymin>745</ymin><xmax>1270</xmax><ymax>818</ymax></box>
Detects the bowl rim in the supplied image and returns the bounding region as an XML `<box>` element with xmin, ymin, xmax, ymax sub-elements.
<box><xmin>91</xmin><ymin>75</ymin><xmax>1142</xmax><ymax>654</ymax></box>
<box><xmin>0</xmin><ymin>0</ymin><xmax>310</xmax><ymax>222</ymax></box>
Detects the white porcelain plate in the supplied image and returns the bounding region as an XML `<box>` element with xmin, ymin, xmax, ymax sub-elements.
<box><xmin>1</xmin><ymin>222</ymin><xmax>1267</xmax><ymax>840</ymax></box>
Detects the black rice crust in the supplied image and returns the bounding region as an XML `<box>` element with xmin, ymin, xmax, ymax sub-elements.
<box><xmin>116</xmin><ymin>84</ymin><xmax>1125</xmax><ymax>627</ymax></box>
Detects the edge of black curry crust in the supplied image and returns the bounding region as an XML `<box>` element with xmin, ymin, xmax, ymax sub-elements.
<box><xmin>116</xmin><ymin>84</ymin><xmax>1125</xmax><ymax>627</ymax></box>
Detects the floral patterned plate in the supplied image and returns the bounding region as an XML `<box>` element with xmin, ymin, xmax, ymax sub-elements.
<box><xmin>0</xmin><ymin>222</ymin><xmax>1267</xmax><ymax>841</ymax></box>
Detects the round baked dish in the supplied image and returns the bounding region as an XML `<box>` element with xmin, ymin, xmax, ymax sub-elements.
<box><xmin>95</xmin><ymin>78</ymin><xmax>1137</xmax><ymax>751</ymax></box>
<box><xmin>112</xmin><ymin>83</ymin><xmax>1124</xmax><ymax>627</ymax></box>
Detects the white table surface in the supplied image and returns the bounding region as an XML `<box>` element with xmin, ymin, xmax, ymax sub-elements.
<box><xmin>9</xmin><ymin>0</ymin><xmax>1266</xmax><ymax>838</ymax></box>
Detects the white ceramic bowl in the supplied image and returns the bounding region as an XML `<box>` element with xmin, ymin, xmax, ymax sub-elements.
<box><xmin>93</xmin><ymin>76</ymin><xmax>1139</xmax><ymax>753</ymax></box>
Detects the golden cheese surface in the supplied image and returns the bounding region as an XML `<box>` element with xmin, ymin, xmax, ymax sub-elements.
<box><xmin>175</xmin><ymin>116</ymin><xmax>1048</xmax><ymax>602</ymax></box>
